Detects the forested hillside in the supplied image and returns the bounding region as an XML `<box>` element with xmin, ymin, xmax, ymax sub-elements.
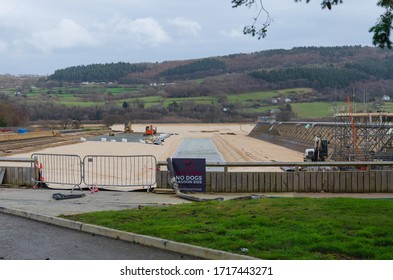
<box><xmin>50</xmin><ymin>62</ymin><xmax>147</xmax><ymax>83</ymax></box>
<box><xmin>2</xmin><ymin>46</ymin><xmax>393</xmax><ymax>126</ymax></box>
<box><xmin>49</xmin><ymin>46</ymin><xmax>393</xmax><ymax>98</ymax></box>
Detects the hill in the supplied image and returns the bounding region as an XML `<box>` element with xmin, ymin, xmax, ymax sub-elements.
<box><xmin>1</xmin><ymin>46</ymin><xmax>393</xmax><ymax>125</ymax></box>
<box><xmin>48</xmin><ymin>46</ymin><xmax>393</xmax><ymax>101</ymax></box>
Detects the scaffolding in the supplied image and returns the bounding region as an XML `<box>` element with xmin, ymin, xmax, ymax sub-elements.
<box><xmin>332</xmin><ymin>112</ymin><xmax>393</xmax><ymax>161</ymax></box>
<box><xmin>251</xmin><ymin>104</ymin><xmax>393</xmax><ymax>163</ymax></box>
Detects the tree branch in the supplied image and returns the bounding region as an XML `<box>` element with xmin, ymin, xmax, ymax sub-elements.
<box><xmin>233</xmin><ymin>0</ymin><xmax>393</xmax><ymax>49</ymax></box>
<box><xmin>231</xmin><ymin>0</ymin><xmax>272</xmax><ymax>39</ymax></box>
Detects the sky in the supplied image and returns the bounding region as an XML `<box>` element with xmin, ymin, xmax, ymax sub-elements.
<box><xmin>0</xmin><ymin>0</ymin><xmax>385</xmax><ymax>75</ymax></box>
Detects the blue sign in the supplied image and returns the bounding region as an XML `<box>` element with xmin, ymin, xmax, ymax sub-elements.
<box><xmin>172</xmin><ymin>158</ymin><xmax>206</xmax><ymax>192</ymax></box>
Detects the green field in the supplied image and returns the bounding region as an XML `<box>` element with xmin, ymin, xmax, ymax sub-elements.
<box><xmin>106</xmin><ymin>87</ymin><xmax>140</xmax><ymax>94</ymax></box>
<box><xmin>291</xmin><ymin>102</ymin><xmax>337</xmax><ymax>119</ymax></box>
<box><xmin>7</xmin><ymin>84</ymin><xmax>391</xmax><ymax>120</ymax></box>
<box><xmin>6</xmin><ymin>86</ymin><xmax>315</xmax><ymax>109</ymax></box>
<box><xmin>226</xmin><ymin>91</ymin><xmax>277</xmax><ymax>102</ymax></box>
<box><xmin>63</xmin><ymin>197</ymin><xmax>393</xmax><ymax>260</ymax></box>
<box><xmin>116</xmin><ymin>88</ymin><xmax>316</xmax><ymax>110</ymax></box>
<box><xmin>162</xmin><ymin>96</ymin><xmax>218</xmax><ymax>107</ymax></box>
<box><xmin>381</xmin><ymin>102</ymin><xmax>393</xmax><ymax>112</ymax></box>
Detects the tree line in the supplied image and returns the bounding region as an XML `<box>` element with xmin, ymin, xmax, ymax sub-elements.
<box><xmin>160</xmin><ymin>58</ymin><xmax>227</xmax><ymax>80</ymax></box>
<box><xmin>249</xmin><ymin>66</ymin><xmax>368</xmax><ymax>89</ymax></box>
<box><xmin>49</xmin><ymin>62</ymin><xmax>147</xmax><ymax>83</ymax></box>
<box><xmin>0</xmin><ymin>94</ymin><xmax>29</xmax><ymax>127</ymax></box>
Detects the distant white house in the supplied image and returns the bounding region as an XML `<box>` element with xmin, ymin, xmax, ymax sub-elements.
<box><xmin>382</xmin><ymin>95</ymin><xmax>391</xmax><ymax>101</ymax></box>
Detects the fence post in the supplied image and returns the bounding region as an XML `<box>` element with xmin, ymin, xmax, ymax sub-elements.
<box><xmin>33</xmin><ymin>156</ymin><xmax>39</xmax><ymax>182</ymax></box>
<box><xmin>294</xmin><ymin>164</ymin><xmax>300</xmax><ymax>192</ymax></box>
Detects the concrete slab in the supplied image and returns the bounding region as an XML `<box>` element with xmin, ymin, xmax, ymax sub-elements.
<box><xmin>1</xmin><ymin>187</ymin><xmax>392</xmax><ymax>217</ymax></box>
<box><xmin>0</xmin><ymin>187</ymin><xmax>191</xmax><ymax>216</ymax></box>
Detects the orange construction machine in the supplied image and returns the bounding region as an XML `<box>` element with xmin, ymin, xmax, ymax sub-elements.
<box><xmin>145</xmin><ymin>125</ymin><xmax>157</xmax><ymax>135</ymax></box>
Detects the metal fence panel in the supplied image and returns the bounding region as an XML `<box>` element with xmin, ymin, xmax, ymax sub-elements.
<box><xmin>82</xmin><ymin>155</ymin><xmax>157</xmax><ymax>188</ymax></box>
<box><xmin>31</xmin><ymin>153</ymin><xmax>82</xmax><ymax>187</ymax></box>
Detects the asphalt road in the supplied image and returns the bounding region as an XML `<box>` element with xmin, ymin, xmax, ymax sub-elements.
<box><xmin>0</xmin><ymin>212</ymin><xmax>199</xmax><ymax>260</ymax></box>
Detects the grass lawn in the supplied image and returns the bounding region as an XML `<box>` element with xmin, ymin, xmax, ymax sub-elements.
<box><xmin>62</xmin><ymin>197</ymin><xmax>393</xmax><ymax>260</ymax></box>
<box><xmin>291</xmin><ymin>102</ymin><xmax>345</xmax><ymax>119</ymax></box>
<box><xmin>381</xmin><ymin>102</ymin><xmax>393</xmax><ymax>113</ymax></box>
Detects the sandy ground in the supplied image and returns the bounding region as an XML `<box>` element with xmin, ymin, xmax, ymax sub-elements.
<box><xmin>4</xmin><ymin>123</ymin><xmax>303</xmax><ymax>170</ymax></box>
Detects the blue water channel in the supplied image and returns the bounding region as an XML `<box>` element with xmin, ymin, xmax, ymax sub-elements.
<box><xmin>173</xmin><ymin>138</ymin><xmax>224</xmax><ymax>171</ymax></box>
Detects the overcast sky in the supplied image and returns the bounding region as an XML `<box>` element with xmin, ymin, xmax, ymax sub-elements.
<box><xmin>0</xmin><ymin>0</ymin><xmax>384</xmax><ymax>75</ymax></box>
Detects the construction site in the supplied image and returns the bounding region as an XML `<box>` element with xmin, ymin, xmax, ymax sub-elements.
<box><xmin>1</xmin><ymin>103</ymin><xmax>393</xmax><ymax>193</ymax></box>
<box><xmin>250</xmin><ymin>107</ymin><xmax>393</xmax><ymax>166</ymax></box>
<box><xmin>0</xmin><ymin>126</ymin><xmax>110</xmax><ymax>157</ymax></box>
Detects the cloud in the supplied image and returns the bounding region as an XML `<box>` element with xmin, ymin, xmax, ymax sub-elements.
<box><xmin>103</xmin><ymin>17</ymin><xmax>170</xmax><ymax>47</ymax></box>
<box><xmin>220</xmin><ymin>28</ymin><xmax>244</xmax><ymax>38</ymax></box>
<box><xmin>28</xmin><ymin>19</ymin><xmax>97</xmax><ymax>52</ymax></box>
<box><xmin>0</xmin><ymin>0</ymin><xmax>16</xmax><ymax>17</ymax></box>
<box><xmin>0</xmin><ymin>40</ymin><xmax>7</xmax><ymax>52</ymax></box>
<box><xmin>168</xmin><ymin>17</ymin><xmax>202</xmax><ymax>36</ymax></box>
